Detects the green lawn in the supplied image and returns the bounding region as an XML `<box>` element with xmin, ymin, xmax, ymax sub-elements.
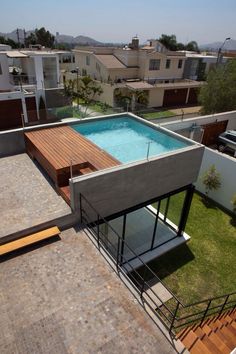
<box><xmin>142</xmin><ymin>110</ymin><xmax>174</xmax><ymax>119</ymax></box>
<box><xmin>146</xmin><ymin>192</ymin><xmax>236</xmax><ymax>304</ymax></box>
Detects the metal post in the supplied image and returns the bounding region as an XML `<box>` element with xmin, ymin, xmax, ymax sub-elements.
<box><xmin>120</xmin><ymin>214</ymin><xmax>126</xmax><ymax>266</ymax></box>
<box><xmin>164</xmin><ymin>197</ymin><xmax>170</xmax><ymax>222</ymax></box>
<box><xmin>116</xmin><ymin>237</ymin><xmax>121</xmax><ymax>271</ymax></box>
<box><xmin>97</xmin><ymin>214</ymin><xmax>100</xmax><ymax>247</ymax></box>
<box><xmin>219</xmin><ymin>295</ymin><xmax>229</xmax><ymax>315</ymax></box>
<box><xmin>146</xmin><ymin>141</ymin><xmax>151</xmax><ymax>160</ymax></box>
<box><xmin>21</xmin><ymin>114</ymin><xmax>25</xmax><ymax>129</ymax></box>
<box><xmin>169</xmin><ymin>301</ymin><xmax>180</xmax><ymax>334</ymax></box>
<box><xmin>201</xmin><ymin>299</ymin><xmax>212</xmax><ymax>325</ymax></box>
<box><xmin>151</xmin><ymin>201</ymin><xmax>160</xmax><ymax>249</ymax></box>
<box><xmin>177</xmin><ymin>185</ymin><xmax>194</xmax><ymax>236</ymax></box>
<box><xmin>140</xmin><ymin>266</ymin><xmax>148</xmax><ymax>296</ymax></box>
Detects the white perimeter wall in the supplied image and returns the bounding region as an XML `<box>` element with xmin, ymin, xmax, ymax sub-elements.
<box><xmin>195</xmin><ymin>147</ymin><xmax>236</xmax><ymax>212</ymax></box>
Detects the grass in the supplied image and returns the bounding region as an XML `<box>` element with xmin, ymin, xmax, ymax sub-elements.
<box><xmin>142</xmin><ymin>110</ymin><xmax>174</xmax><ymax>119</ymax></box>
<box><xmin>144</xmin><ymin>192</ymin><xmax>236</xmax><ymax>304</ymax></box>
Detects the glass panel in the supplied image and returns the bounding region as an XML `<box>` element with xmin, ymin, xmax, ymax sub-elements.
<box><xmin>123</xmin><ymin>208</ymin><xmax>155</xmax><ymax>260</ymax></box>
<box><xmin>102</xmin><ymin>217</ymin><xmax>123</xmax><ymax>258</ymax></box>
<box><xmin>167</xmin><ymin>190</ymin><xmax>187</xmax><ymax>226</ymax></box>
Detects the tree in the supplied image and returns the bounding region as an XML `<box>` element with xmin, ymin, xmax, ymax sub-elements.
<box><xmin>199</xmin><ymin>60</ymin><xmax>236</xmax><ymax>115</ymax></box>
<box><xmin>25</xmin><ymin>32</ymin><xmax>37</xmax><ymax>47</ymax></box>
<box><xmin>185</xmin><ymin>41</ymin><xmax>199</xmax><ymax>52</ymax></box>
<box><xmin>202</xmin><ymin>165</ymin><xmax>221</xmax><ymax>196</ymax></box>
<box><xmin>26</xmin><ymin>27</ymin><xmax>54</xmax><ymax>48</ymax></box>
<box><xmin>159</xmin><ymin>34</ymin><xmax>178</xmax><ymax>51</ymax></box>
<box><xmin>0</xmin><ymin>35</ymin><xmax>19</xmax><ymax>49</ymax></box>
<box><xmin>64</xmin><ymin>76</ymin><xmax>103</xmax><ymax>117</ymax></box>
<box><xmin>158</xmin><ymin>34</ymin><xmax>199</xmax><ymax>52</ymax></box>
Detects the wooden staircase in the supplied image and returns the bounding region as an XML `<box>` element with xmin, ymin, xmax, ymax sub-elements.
<box><xmin>177</xmin><ymin>308</ymin><xmax>236</xmax><ymax>353</ymax></box>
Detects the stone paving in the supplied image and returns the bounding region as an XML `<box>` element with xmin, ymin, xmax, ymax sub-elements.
<box><xmin>0</xmin><ymin>154</ymin><xmax>71</xmax><ymax>238</ymax></box>
<box><xmin>0</xmin><ymin>227</ymin><xmax>176</xmax><ymax>354</ymax></box>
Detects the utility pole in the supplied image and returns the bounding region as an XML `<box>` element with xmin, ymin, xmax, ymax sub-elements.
<box><xmin>16</xmin><ymin>28</ymin><xmax>20</xmax><ymax>47</ymax></box>
<box><xmin>23</xmin><ymin>29</ymin><xmax>26</xmax><ymax>48</ymax></box>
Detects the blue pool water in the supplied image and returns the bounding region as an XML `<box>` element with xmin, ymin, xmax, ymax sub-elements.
<box><xmin>72</xmin><ymin>116</ymin><xmax>191</xmax><ymax>163</ymax></box>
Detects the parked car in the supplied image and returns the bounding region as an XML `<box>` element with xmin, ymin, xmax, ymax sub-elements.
<box><xmin>218</xmin><ymin>130</ymin><xmax>236</xmax><ymax>156</ymax></box>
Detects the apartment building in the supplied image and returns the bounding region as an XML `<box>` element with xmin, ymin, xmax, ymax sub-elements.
<box><xmin>73</xmin><ymin>38</ymin><xmax>202</xmax><ymax>108</ymax></box>
<box><xmin>0</xmin><ymin>49</ymin><xmax>64</xmax><ymax>130</ymax></box>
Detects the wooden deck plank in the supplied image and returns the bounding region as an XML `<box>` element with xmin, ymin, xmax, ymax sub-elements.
<box><xmin>24</xmin><ymin>125</ymin><xmax>120</xmax><ymax>187</ymax></box>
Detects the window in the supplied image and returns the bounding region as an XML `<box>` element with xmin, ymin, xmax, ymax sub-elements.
<box><xmin>149</xmin><ymin>59</ymin><xmax>160</xmax><ymax>71</ymax></box>
<box><xmin>82</xmin><ymin>68</ymin><xmax>87</xmax><ymax>76</ymax></box>
<box><xmin>0</xmin><ymin>63</ymin><xmax>2</xmax><ymax>75</ymax></box>
<box><xmin>96</xmin><ymin>62</ymin><xmax>101</xmax><ymax>73</ymax></box>
<box><xmin>86</xmin><ymin>55</ymin><xmax>90</xmax><ymax>66</ymax></box>
<box><xmin>178</xmin><ymin>59</ymin><xmax>183</xmax><ymax>69</ymax></box>
<box><xmin>166</xmin><ymin>59</ymin><xmax>171</xmax><ymax>69</ymax></box>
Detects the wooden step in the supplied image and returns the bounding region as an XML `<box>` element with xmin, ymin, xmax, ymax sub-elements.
<box><xmin>215</xmin><ymin>327</ymin><xmax>236</xmax><ymax>349</ymax></box>
<box><xmin>0</xmin><ymin>226</ymin><xmax>60</xmax><ymax>256</ymax></box>
<box><xmin>225</xmin><ymin>323</ymin><xmax>236</xmax><ymax>336</ymax></box>
<box><xmin>208</xmin><ymin>319</ymin><xmax>224</xmax><ymax>331</ymax></box>
<box><xmin>190</xmin><ymin>338</ymin><xmax>212</xmax><ymax>354</ymax></box>
<box><xmin>59</xmin><ymin>186</ymin><xmax>71</xmax><ymax>205</ymax></box>
<box><xmin>201</xmin><ymin>335</ymin><xmax>223</xmax><ymax>354</ymax></box>
<box><xmin>182</xmin><ymin>330</ymin><xmax>198</xmax><ymax>349</ymax></box>
<box><xmin>208</xmin><ymin>331</ymin><xmax>231</xmax><ymax>354</ymax></box>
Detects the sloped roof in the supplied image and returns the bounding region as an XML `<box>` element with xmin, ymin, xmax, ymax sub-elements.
<box><xmin>94</xmin><ymin>55</ymin><xmax>126</xmax><ymax>69</ymax></box>
<box><xmin>126</xmin><ymin>81</ymin><xmax>153</xmax><ymax>90</ymax></box>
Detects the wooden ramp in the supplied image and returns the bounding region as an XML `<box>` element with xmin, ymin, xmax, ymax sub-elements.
<box><xmin>25</xmin><ymin>125</ymin><xmax>120</xmax><ymax>188</ymax></box>
<box><xmin>0</xmin><ymin>226</ymin><xmax>60</xmax><ymax>256</ymax></box>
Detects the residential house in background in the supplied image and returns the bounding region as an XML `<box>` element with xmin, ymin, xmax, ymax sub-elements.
<box><xmin>73</xmin><ymin>37</ymin><xmax>202</xmax><ymax>109</ymax></box>
<box><xmin>183</xmin><ymin>52</ymin><xmax>228</xmax><ymax>80</ymax></box>
<box><xmin>0</xmin><ymin>49</ymin><xmax>66</xmax><ymax>130</ymax></box>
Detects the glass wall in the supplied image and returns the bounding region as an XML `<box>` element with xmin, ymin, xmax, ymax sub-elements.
<box><xmin>93</xmin><ymin>186</ymin><xmax>193</xmax><ymax>263</ymax></box>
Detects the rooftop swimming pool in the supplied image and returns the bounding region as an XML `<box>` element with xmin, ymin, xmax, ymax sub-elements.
<box><xmin>71</xmin><ymin>116</ymin><xmax>192</xmax><ymax>163</ymax></box>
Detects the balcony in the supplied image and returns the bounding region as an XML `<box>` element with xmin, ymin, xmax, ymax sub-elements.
<box><xmin>10</xmin><ymin>74</ymin><xmax>37</xmax><ymax>91</ymax></box>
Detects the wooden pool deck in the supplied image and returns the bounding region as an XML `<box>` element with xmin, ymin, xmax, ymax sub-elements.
<box><xmin>25</xmin><ymin>125</ymin><xmax>120</xmax><ymax>203</ymax></box>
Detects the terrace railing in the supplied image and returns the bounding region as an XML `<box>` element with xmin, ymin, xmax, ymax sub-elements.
<box><xmin>80</xmin><ymin>193</ymin><xmax>236</xmax><ymax>336</ymax></box>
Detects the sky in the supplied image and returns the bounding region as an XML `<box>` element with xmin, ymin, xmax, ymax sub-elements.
<box><xmin>1</xmin><ymin>0</ymin><xmax>236</xmax><ymax>45</ymax></box>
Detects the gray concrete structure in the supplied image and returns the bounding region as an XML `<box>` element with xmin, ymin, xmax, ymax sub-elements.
<box><xmin>0</xmin><ymin>128</ymin><xmax>25</xmax><ymax>158</ymax></box>
<box><xmin>71</xmin><ymin>145</ymin><xmax>204</xmax><ymax>219</ymax></box>
<box><xmin>0</xmin><ymin>227</ymin><xmax>175</xmax><ymax>354</ymax></box>
<box><xmin>0</xmin><ymin>154</ymin><xmax>71</xmax><ymax>239</ymax></box>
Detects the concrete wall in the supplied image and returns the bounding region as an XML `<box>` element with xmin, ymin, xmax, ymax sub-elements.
<box><xmin>142</xmin><ymin>52</ymin><xmax>186</xmax><ymax>80</ymax></box>
<box><xmin>94</xmin><ymin>82</ymin><xmax>115</xmax><ymax>106</ymax></box>
<box><xmin>161</xmin><ymin>110</ymin><xmax>236</xmax><ymax>136</ymax></box>
<box><xmin>0</xmin><ymin>54</ymin><xmax>12</xmax><ymax>91</ymax></box>
<box><xmin>195</xmin><ymin>147</ymin><xmax>236</xmax><ymax>212</ymax></box>
<box><xmin>148</xmin><ymin>87</ymin><xmax>165</xmax><ymax>107</ymax></box>
<box><xmin>114</xmin><ymin>48</ymin><xmax>139</xmax><ymax>67</ymax></box>
<box><xmin>0</xmin><ymin>128</ymin><xmax>25</xmax><ymax>157</ymax></box>
<box><xmin>70</xmin><ymin>145</ymin><xmax>204</xmax><ymax>219</ymax></box>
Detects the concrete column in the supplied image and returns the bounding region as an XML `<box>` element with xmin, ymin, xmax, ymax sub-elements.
<box><xmin>185</xmin><ymin>87</ymin><xmax>190</xmax><ymax>104</ymax></box>
<box><xmin>21</xmin><ymin>93</ymin><xmax>28</xmax><ymax>124</ymax></box>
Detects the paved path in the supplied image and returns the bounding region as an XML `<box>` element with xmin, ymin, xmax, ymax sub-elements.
<box><xmin>0</xmin><ymin>228</ymin><xmax>176</xmax><ymax>354</ymax></box>
<box><xmin>0</xmin><ymin>154</ymin><xmax>70</xmax><ymax>239</ymax></box>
